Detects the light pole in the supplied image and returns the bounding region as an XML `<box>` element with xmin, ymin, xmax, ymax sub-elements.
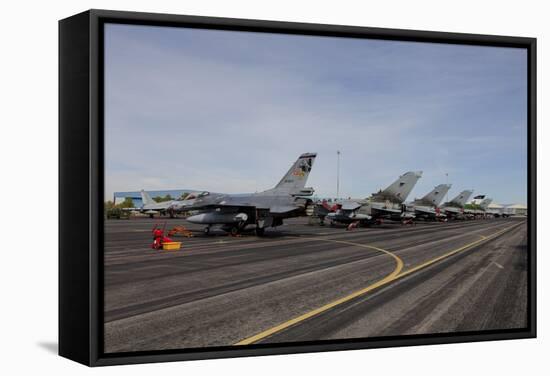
<box><xmin>445</xmin><ymin>172</ymin><xmax>449</xmax><ymax>204</ymax></box>
<box><xmin>337</xmin><ymin>150</ymin><xmax>341</xmax><ymax>200</ymax></box>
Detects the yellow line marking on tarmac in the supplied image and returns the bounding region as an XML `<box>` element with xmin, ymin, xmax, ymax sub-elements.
<box><xmin>234</xmin><ymin>223</ymin><xmax>520</xmax><ymax>346</ymax></box>
<box><xmin>234</xmin><ymin>238</ymin><xmax>403</xmax><ymax>346</ymax></box>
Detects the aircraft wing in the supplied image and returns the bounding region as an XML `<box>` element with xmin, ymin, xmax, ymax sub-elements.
<box><xmin>145</xmin><ymin>201</ymin><xmax>174</xmax><ymax>210</ymax></box>
<box><xmin>372</xmin><ymin>206</ymin><xmax>402</xmax><ymax>215</ymax></box>
<box><xmin>415</xmin><ymin>206</ymin><xmax>435</xmax><ymax>215</ymax></box>
<box><xmin>444</xmin><ymin>207</ymin><xmax>461</xmax><ymax>213</ymax></box>
<box><xmin>341</xmin><ymin>201</ymin><xmax>362</xmax><ymax>211</ymax></box>
<box><xmin>185</xmin><ymin>203</ymin><xmax>256</xmax><ymax>211</ymax></box>
<box><xmin>269</xmin><ymin>205</ymin><xmax>298</xmax><ymax>214</ymax></box>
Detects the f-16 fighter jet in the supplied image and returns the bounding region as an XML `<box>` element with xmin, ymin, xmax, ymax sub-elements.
<box><xmin>137</xmin><ymin>190</ymin><xmax>198</xmax><ymax>218</ymax></box>
<box><xmin>184</xmin><ymin>153</ymin><xmax>317</xmax><ymax>235</ymax></box>
<box><xmin>318</xmin><ymin>171</ymin><xmax>422</xmax><ymax>228</ymax></box>
<box><xmin>406</xmin><ymin>184</ymin><xmax>452</xmax><ymax>221</ymax></box>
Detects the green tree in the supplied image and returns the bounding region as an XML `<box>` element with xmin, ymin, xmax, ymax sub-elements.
<box><xmin>117</xmin><ymin>197</ymin><xmax>135</xmax><ymax>208</ymax></box>
<box><xmin>463</xmin><ymin>203</ymin><xmax>481</xmax><ymax>210</ymax></box>
<box><xmin>104</xmin><ymin>200</ymin><xmax>115</xmax><ymax>210</ymax></box>
<box><xmin>153</xmin><ymin>194</ymin><xmax>173</xmax><ymax>202</ymax></box>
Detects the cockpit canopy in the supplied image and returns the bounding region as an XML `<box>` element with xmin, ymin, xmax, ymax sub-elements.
<box><xmin>180</xmin><ymin>191</ymin><xmax>210</xmax><ymax>201</ymax></box>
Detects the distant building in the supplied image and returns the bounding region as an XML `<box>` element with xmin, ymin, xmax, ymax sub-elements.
<box><xmin>504</xmin><ymin>203</ymin><xmax>528</xmax><ymax>216</ymax></box>
<box><xmin>471</xmin><ymin>200</ymin><xmax>527</xmax><ymax>217</ymax></box>
<box><xmin>486</xmin><ymin>202</ymin><xmax>505</xmax><ymax>216</ymax></box>
<box><xmin>486</xmin><ymin>202</ymin><xmax>528</xmax><ymax>217</ymax></box>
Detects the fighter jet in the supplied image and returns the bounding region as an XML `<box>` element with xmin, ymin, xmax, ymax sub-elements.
<box><xmin>184</xmin><ymin>153</ymin><xmax>317</xmax><ymax>235</ymax></box>
<box><xmin>319</xmin><ymin>171</ymin><xmax>422</xmax><ymax>228</ymax></box>
<box><xmin>464</xmin><ymin>197</ymin><xmax>493</xmax><ymax>219</ymax></box>
<box><xmin>406</xmin><ymin>183</ymin><xmax>452</xmax><ymax>221</ymax></box>
<box><xmin>440</xmin><ymin>189</ymin><xmax>474</xmax><ymax>219</ymax></box>
<box><xmin>136</xmin><ymin>190</ymin><xmax>197</xmax><ymax>218</ymax></box>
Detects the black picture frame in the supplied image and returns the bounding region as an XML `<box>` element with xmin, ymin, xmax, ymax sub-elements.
<box><xmin>59</xmin><ymin>9</ymin><xmax>537</xmax><ymax>367</ymax></box>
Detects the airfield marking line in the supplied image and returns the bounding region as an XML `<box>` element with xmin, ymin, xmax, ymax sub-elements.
<box><xmin>396</xmin><ymin>224</ymin><xmax>518</xmax><ymax>278</ymax></box>
<box><xmin>234</xmin><ymin>238</ymin><xmax>403</xmax><ymax>346</ymax></box>
<box><xmin>233</xmin><ymin>223</ymin><xmax>521</xmax><ymax>346</ymax></box>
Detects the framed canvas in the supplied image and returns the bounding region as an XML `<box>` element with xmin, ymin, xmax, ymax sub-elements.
<box><xmin>59</xmin><ymin>9</ymin><xmax>536</xmax><ymax>366</ymax></box>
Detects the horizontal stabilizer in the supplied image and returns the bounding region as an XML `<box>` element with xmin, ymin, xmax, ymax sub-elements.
<box><xmin>371</xmin><ymin>201</ymin><xmax>403</xmax><ymax>214</ymax></box>
<box><xmin>341</xmin><ymin>201</ymin><xmax>362</xmax><ymax>211</ymax></box>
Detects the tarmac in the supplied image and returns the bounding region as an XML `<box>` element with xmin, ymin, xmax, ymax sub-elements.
<box><xmin>103</xmin><ymin>217</ymin><xmax>528</xmax><ymax>353</ymax></box>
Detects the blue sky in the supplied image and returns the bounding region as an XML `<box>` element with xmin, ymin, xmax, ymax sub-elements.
<box><xmin>104</xmin><ymin>23</ymin><xmax>527</xmax><ymax>204</ymax></box>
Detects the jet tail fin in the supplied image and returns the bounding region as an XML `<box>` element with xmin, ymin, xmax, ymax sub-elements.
<box><xmin>449</xmin><ymin>190</ymin><xmax>474</xmax><ymax>206</ymax></box>
<box><xmin>416</xmin><ymin>184</ymin><xmax>451</xmax><ymax>207</ymax></box>
<box><xmin>479</xmin><ymin>198</ymin><xmax>493</xmax><ymax>210</ymax></box>
<box><xmin>140</xmin><ymin>190</ymin><xmax>154</xmax><ymax>206</ymax></box>
<box><xmin>378</xmin><ymin>171</ymin><xmax>422</xmax><ymax>203</ymax></box>
<box><xmin>271</xmin><ymin>153</ymin><xmax>317</xmax><ymax>192</ymax></box>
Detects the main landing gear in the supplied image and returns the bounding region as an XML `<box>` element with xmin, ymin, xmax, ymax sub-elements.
<box><xmin>203</xmin><ymin>221</ymin><xmax>265</xmax><ymax>236</ymax></box>
<box><xmin>230</xmin><ymin>226</ymin><xmax>240</xmax><ymax>236</ymax></box>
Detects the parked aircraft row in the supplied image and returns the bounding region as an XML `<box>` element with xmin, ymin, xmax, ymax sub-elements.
<box><xmin>126</xmin><ymin>153</ymin><xmax>316</xmax><ymax>235</ymax></box>
<box><xmin>123</xmin><ymin>152</ymin><xmax>495</xmax><ymax>235</ymax></box>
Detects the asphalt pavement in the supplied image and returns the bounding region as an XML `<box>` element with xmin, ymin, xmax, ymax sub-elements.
<box><xmin>103</xmin><ymin>217</ymin><xmax>528</xmax><ymax>353</ymax></box>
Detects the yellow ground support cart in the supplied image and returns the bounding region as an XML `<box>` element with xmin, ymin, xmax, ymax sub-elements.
<box><xmin>162</xmin><ymin>241</ymin><xmax>182</xmax><ymax>251</ymax></box>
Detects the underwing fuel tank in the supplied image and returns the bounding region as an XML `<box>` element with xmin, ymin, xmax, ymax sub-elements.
<box><xmin>350</xmin><ymin>213</ymin><xmax>372</xmax><ymax>220</ymax></box>
<box><xmin>186</xmin><ymin>212</ymin><xmax>248</xmax><ymax>224</ymax></box>
<box><xmin>326</xmin><ymin>212</ymin><xmax>371</xmax><ymax>220</ymax></box>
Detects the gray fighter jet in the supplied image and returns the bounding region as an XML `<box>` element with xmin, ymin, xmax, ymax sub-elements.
<box><xmin>184</xmin><ymin>153</ymin><xmax>317</xmax><ymax>235</ymax></box>
<box><xmin>406</xmin><ymin>183</ymin><xmax>452</xmax><ymax>221</ymax></box>
<box><xmin>136</xmin><ymin>190</ymin><xmax>197</xmax><ymax>218</ymax></box>
<box><xmin>440</xmin><ymin>189</ymin><xmax>474</xmax><ymax>219</ymax></box>
<box><xmin>319</xmin><ymin>171</ymin><xmax>422</xmax><ymax>227</ymax></box>
<box><xmin>464</xmin><ymin>197</ymin><xmax>493</xmax><ymax>218</ymax></box>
